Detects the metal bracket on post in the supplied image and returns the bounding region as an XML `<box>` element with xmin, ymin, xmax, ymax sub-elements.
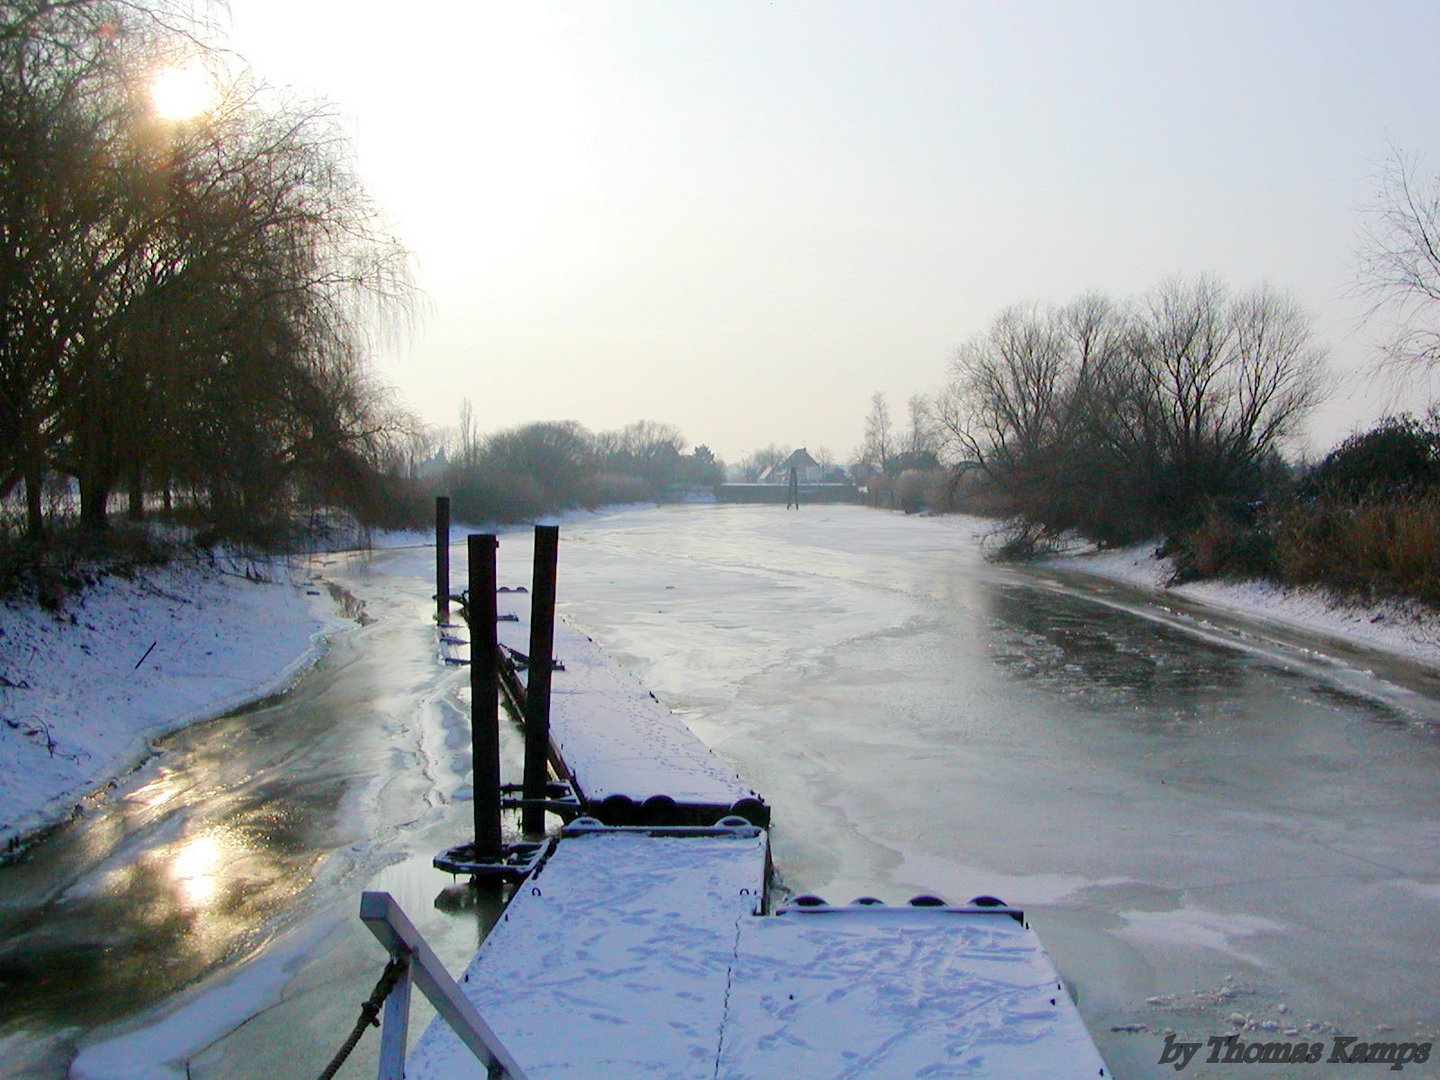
<box><xmin>360</xmin><ymin>891</ymin><xmax>529</xmax><ymax>1079</ymax></box>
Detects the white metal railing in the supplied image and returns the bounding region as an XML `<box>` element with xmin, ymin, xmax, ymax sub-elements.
<box><xmin>359</xmin><ymin>891</ymin><xmax>529</xmax><ymax>1080</ymax></box>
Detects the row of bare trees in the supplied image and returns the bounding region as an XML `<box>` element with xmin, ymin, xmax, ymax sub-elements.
<box><xmin>930</xmin><ymin>277</ymin><xmax>1328</xmax><ymax>543</ymax></box>
<box><xmin>439</xmin><ymin>413</ymin><xmax>723</xmax><ymax>523</ymax></box>
<box><xmin>1</xmin><ymin>0</ymin><xmax>414</xmax><ymax>541</ymax></box>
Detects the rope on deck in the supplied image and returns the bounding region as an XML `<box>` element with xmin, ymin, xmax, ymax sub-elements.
<box><xmin>315</xmin><ymin>956</ymin><xmax>408</xmax><ymax>1080</ymax></box>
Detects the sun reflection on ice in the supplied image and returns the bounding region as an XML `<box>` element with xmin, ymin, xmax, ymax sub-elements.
<box><xmin>171</xmin><ymin>833</ymin><xmax>224</xmax><ymax>907</ymax></box>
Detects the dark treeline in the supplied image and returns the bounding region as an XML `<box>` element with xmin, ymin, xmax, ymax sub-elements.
<box><xmin>436</xmin><ymin>412</ymin><xmax>723</xmax><ymax>524</ymax></box>
<box><xmin>0</xmin><ymin>0</ymin><xmax>415</xmax><ymax>545</ymax></box>
<box><xmin>930</xmin><ymin>276</ymin><xmax>1327</xmax><ymax>546</ymax></box>
<box><xmin>906</xmin><ymin>272</ymin><xmax>1440</xmax><ymax>603</ymax></box>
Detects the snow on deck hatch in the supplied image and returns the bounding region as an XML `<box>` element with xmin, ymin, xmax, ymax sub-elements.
<box><xmin>448</xmin><ymin>591</ymin><xmax>761</xmax><ymax>808</ymax></box>
<box><xmin>719</xmin><ymin>903</ymin><xmax>1108</xmax><ymax>1079</ymax></box>
<box><xmin>405</xmin><ymin>828</ymin><xmax>1106</xmax><ymax>1078</ymax></box>
<box><xmin>406</xmin><ymin>826</ymin><xmax>770</xmax><ymax>1079</ymax></box>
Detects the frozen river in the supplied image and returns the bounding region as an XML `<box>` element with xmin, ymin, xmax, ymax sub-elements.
<box><xmin>554</xmin><ymin>505</ymin><xmax>1440</xmax><ymax>1078</ymax></box>
<box><xmin>2</xmin><ymin>503</ymin><xmax>1438</xmax><ymax>1078</ymax></box>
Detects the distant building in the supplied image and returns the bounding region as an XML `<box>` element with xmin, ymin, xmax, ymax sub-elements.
<box><xmin>756</xmin><ymin>447</ymin><xmax>823</xmax><ymax>485</ymax></box>
<box><xmin>416</xmin><ymin>448</ymin><xmax>448</xmax><ymax>480</ymax></box>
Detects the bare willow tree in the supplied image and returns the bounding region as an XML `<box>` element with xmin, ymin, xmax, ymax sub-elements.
<box><xmin>0</xmin><ymin>0</ymin><xmax>416</xmax><ymax>536</ymax></box>
<box><xmin>1356</xmin><ymin>145</ymin><xmax>1440</xmax><ymax>388</ymax></box>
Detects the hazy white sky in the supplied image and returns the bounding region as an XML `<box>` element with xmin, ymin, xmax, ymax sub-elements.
<box><xmin>223</xmin><ymin>1</ymin><xmax>1440</xmax><ymax>463</ymax></box>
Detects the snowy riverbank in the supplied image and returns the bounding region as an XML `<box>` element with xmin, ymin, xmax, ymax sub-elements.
<box><xmin>0</xmin><ymin>505</ymin><xmax>650</xmax><ymax>855</ymax></box>
<box><xmin>0</xmin><ymin>556</ymin><xmax>346</xmax><ymax>851</ymax></box>
<box><xmin>1040</xmin><ymin>537</ymin><xmax>1440</xmax><ymax>669</ymax></box>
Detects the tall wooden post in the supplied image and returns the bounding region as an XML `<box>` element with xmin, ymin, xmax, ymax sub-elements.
<box><xmin>435</xmin><ymin>496</ymin><xmax>451</xmax><ymax>623</ymax></box>
<box><xmin>522</xmin><ymin>525</ymin><xmax>559</xmax><ymax>836</ymax></box>
<box><xmin>468</xmin><ymin>534</ymin><xmax>502</xmax><ymax>861</ymax></box>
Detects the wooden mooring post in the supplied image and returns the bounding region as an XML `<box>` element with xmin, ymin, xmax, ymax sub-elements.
<box><xmin>435</xmin><ymin>496</ymin><xmax>451</xmax><ymax>623</ymax></box>
<box><xmin>522</xmin><ymin>525</ymin><xmax>559</xmax><ymax>836</ymax></box>
<box><xmin>468</xmin><ymin>534</ymin><xmax>503</xmax><ymax>861</ymax></box>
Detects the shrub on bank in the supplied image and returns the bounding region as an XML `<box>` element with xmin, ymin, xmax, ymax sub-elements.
<box><xmin>968</xmin><ymin>412</ymin><xmax>1440</xmax><ymax>608</ymax></box>
<box><xmin>1272</xmin><ymin>495</ymin><xmax>1440</xmax><ymax>604</ymax></box>
<box><xmin>1167</xmin><ymin>505</ymin><xmax>1278</xmax><ymax>584</ymax></box>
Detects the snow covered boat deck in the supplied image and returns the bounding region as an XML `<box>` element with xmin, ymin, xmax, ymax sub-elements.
<box><xmin>409</xmin><ymin>821</ymin><xmax>769</xmax><ymax>1079</ymax></box>
<box><xmin>440</xmin><ymin>591</ymin><xmax>768</xmax><ymax>826</ymax></box>
<box><xmin>406</xmin><ymin>820</ymin><xmax>1107</xmax><ymax>1079</ymax></box>
<box><xmin>719</xmin><ymin>899</ymin><xmax>1109</xmax><ymax>1078</ymax></box>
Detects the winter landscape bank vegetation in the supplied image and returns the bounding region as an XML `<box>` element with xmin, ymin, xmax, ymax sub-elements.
<box><xmin>1</xmin><ymin>0</ymin><xmax>417</xmax><ymax>551</ymax></box>
<box><xmin>4</xmin><ymin>0</ymin><xmax>1440</xmax><ymax>613</ymax></box>
<box><xmin>852</xmin><ymin>147</ymin><xmax>1440</xmax><ymax>609</ymax></box>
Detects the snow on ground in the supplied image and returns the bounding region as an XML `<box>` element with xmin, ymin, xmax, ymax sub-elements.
<box><xmin>407</xmin><ymin>823</ymin><xmax>1105</xmax><ymax>1080</ymax></box>
<box><xmin>1043</xmin><ymin>539</ymin><xmax>1440</xmax><ymax>668</ymax></box>
<box><xmin>0</xmin><ymin>555</ymin><xmax>345</xmax><ymax>851</ymax></box>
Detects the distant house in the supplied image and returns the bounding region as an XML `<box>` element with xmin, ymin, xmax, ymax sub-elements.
<box><xmin>756</xmin><ymin>448</ymin><xmax>823</xmax><ymax>484</ymax></box>
<box><xmin>416</xmin><ymin>448</ymin><xmax>448</xmax><ymax>480</ymax></box>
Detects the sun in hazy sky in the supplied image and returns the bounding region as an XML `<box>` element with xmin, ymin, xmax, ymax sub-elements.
<box><xmin>149</xmin><ymin>63</ymin><xmax>217</xmax><ymax>120</ymax></box>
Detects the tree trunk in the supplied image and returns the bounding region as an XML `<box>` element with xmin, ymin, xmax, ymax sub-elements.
<box><xmin>79</xmin><ymin>471</ymin><xmax>112</xmax><ymax>531</ymax></box>
<box><xmin>23</xmin><ymin>459</ymin><xmax>45</xmax><ymax>540</ymax></box>
<box><xmin>127</xmin><ymin>467</ymin><xmax>145</xmax><ymax>522</ymax></box>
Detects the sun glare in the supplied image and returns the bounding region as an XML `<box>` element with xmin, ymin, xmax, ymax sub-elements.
<box><xmin>150</xmin><ymin>64</ymin><xmax>215</xmax><ymax>121</ymax></box>
<box><xmin>171</xmin><ymin>834</ymin><xmax>221</xmax><ymax>906</ymax></box>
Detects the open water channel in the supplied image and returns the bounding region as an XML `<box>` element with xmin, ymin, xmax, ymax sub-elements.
<box><xmin>2</xmin><ymin>503</ymin><xmax>1438</xmax><ymax>1078</ymax></box>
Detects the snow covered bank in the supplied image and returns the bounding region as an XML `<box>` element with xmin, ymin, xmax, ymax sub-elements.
<box><xmin>1043</xmin><ymin>539</ymin><xmax>1440</xmax><ymax>669</ymax></box>
<box><xmin>0</xmin><ymin>556</ymin><xmax>347</xmax><ymax>851</ymax></box>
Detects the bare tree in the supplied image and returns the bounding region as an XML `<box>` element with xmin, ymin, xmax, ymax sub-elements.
<box><xmin>1134</xmin><ymin>277</ymin><xmax>1326</xmax><ymax>516</ymax></box>
<box><xmin>861</xmin><ymin>391</ymin><xmax>894</xmax><ymax>474</ymax></box>
<box><xmin>594</xmin><ymin>420</ymin><xmax>686</xmax><ymax>489</ymax></box>
<box><xmin>934</xmin><ymin>280</ymin><xmax>1326</xmax><ymax>541</ymax></box>
<box><xmin>457</xmin><ymin>398</ymin><xmax>480</xmax><ymax>467</ymax></box>
<box><xmin>904</xmin><ymin>394</ymin><xmax>935</xmax><ymax>457</ymax></box>
<box><xmin>931</xmin><ymin>303</ymin><xmax>1069</xmax><ymax>475</ymax></box>
<box><xmin>1356</xmin><ymin>144</ymin><xmax>1440</xmax><ymax>386</ymax></box>
<box><xmin>740</xmin><ymin>443</ymin><xmax>789</xmax><ymax>481</ymax></box>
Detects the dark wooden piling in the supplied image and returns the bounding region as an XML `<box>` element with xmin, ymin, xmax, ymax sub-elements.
<box><xmin>435</xmin><ymin>496</ymin><xmax>451</xmax><ymax>623</ymax></box>
<box><xmin>522</xmin><ymin>525</ymin><xmax>560</xmax><ymax>836</ymax></box>
<box><xmin>468</xmin><ymin>534</ymin><xmax>502</xmax><ymax>861</ymax></box>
